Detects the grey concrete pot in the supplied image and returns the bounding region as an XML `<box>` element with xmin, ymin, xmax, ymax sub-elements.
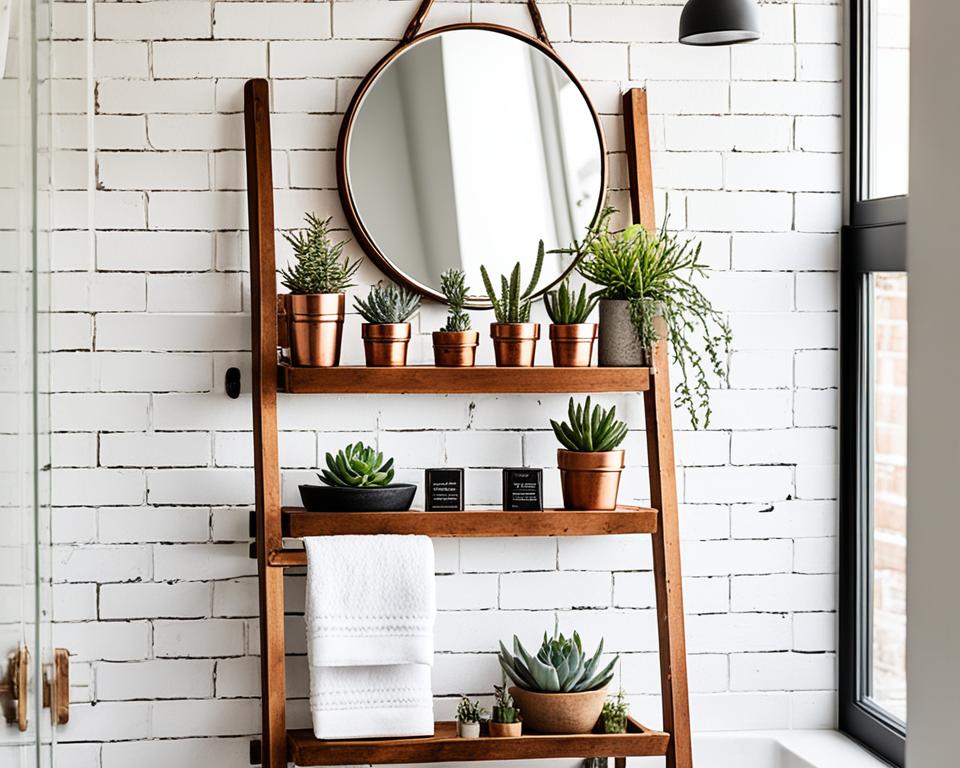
<box><xmin>598</xmin><ymin>299</ymin><xmax>648</xmax><ymax>367</ymax></box>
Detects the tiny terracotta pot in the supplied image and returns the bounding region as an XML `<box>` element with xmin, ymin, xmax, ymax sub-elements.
<box><xmin>491</xmin><ymin>323</ymin><xmax>540</xmax><ymax>367</ymax></box>
<box><xmin>558</xmin><ymin>449</ymin><xmax>625</xmax><ymax>511</ymax></box>
<box><xmin>550</xmin><ymin>323</ymin><xmax>598</xmax><ymax>367</ymax></box>
<box><xmin>488</xmin><ymin>721</ymin><xmax>522</xmax><ymax>737</ymax></box>
<box><xmin>432</xmin><ymin>330</ymin><xmax>479</xmax><ymax>367</ymax></box>
<box><xmin>288</xmin><ymin>293</ymin><xmax>345</xmax><ymax>367</ymax></box>
<box><xmin>456</xmin><ymin>720</ymin><xmax>481</xmax><ymax>738</ymax></box>
<box><xmin>509</xmin><ymin>686</ymin><xmax>607</xmax><ymax>734</ymax></box>
<box><xmin>362</xmin><ymin>323</ymin><xmax>411</xmax><ymax>367</ymax></box>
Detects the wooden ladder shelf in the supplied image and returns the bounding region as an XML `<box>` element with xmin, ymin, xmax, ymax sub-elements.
<box><xmin>244</xmin><ymin>79</ymin><xmax>692</xmax><ymax>768</ymax></box>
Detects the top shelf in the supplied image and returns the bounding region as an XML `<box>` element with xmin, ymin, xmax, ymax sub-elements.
<box><xmin>279</xmin><ymin>365</ymin><xmax>651</xmax><ymax>394</ymax></box>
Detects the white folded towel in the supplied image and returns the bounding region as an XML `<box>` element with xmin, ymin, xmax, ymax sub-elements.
<box><xmin>304</xmin><ymin>535</ymin><xmax>435</xmax><ymax>667</ymax></box>
<box><xmin>309</xmin><ymin>664</ymin><xmax>435</xmax><ymax>740</ymax></box>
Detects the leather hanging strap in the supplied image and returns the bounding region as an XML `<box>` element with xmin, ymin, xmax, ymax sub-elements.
<box><xmin>403</xmin><ymin>0</ymin><xmax>553</xmax><ymax>47</ymax></box>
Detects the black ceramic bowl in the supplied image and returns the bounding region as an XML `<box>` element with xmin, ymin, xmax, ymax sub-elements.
<box><xmin>298</xmin><ymin>483</ymin><xmax>417</xmax><ymax>512</ymax></box>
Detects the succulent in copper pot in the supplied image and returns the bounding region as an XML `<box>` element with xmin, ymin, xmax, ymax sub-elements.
<box><xmin>433</xmin><ymin>269</ymin><xmax>479</xmax><ymax>367</ymax></box>
<box><xmin>480</xmin><ymin>242</ymin><xmax>544</xmax><ymax>367</ymax></box>
<box><xmin>354</xmin><ymin>282</ymin><xmax>421</xmax><ymax>367</ymax></box>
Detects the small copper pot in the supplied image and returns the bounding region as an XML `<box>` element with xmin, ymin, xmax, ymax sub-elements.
<box><xmin>288</xmin><ymin>293</ymin><xmax>345</xmax><ymax>367</ymax></box>
<box><xmin>362</xmin><ymin>322</ymin><xmax>411</xmax><ymax>367</ymax></box>
<box><xmin>491</xmin><ymin>323</ymin><xmax>539</xmax><ymax>367</ymax></box>
<box><xmin>433</xmin><ymin>330</ymin><xmax>479</xmax><ymax>367</ymax></box>
<box><xmin>558</xmin><ymin>449</ymin><xmax>625</xmax><ymax>510</ymax></box>
<box><xmin>549</xmin><ymin>323</ymin><xmax>598</xmax><ymax>367</ymax></box>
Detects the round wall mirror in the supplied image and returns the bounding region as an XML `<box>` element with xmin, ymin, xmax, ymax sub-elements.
<box><xmin>338</xmin><ymin>25</ymin><xmax>607</xmax><ymax>306</ymax></box>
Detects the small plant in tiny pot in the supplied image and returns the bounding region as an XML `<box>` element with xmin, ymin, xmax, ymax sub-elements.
<box><xmin>354</xmin><ymin>282</ymin><xmax>421</xmax><ymax>367</ymax></box>
<box><xmin>601</xmin><ymin>688</ymin><xmax>629</xmax><ymax>734</ymax></box>
<box><xmin>455</xmin><ymin>695</ymin><xmax>487</xmax><ymax>739</ymax></box>
<box><xmin>433</xmin><ymin>269</ymin><xmax>479</xmax><ymax>367</ymax></box>
<box><xmin>281</xmin><ymin>213</ymin><xmax>360</xmax><ymax>367</ymax></box>
<box><xmin>298</xmin><ymin>441</ymin><xmax>416</xmax><ymax>512</ymax></box>
<box><xmin>480</xmin><ymin>242</ymin><xmax>544</xmax><ymax>367</ymax></box>
<box><xmin>489</xmin><ymin>683</ymin><xmax>522</xmax><ymax>737</ymax></box>
<box><xmin>551</xmin><ymin>396</ymin><xmax>628</xmax><ymax>511</ymax></box>
<box><xmin>570</xmin><ymin>206</ymin><xmax>732</xmax><ymax>429</ymax></box>
<box><xmin>544</xmin><ymin>279</ymin><xmax>599</xmax><ymax>367</ymax></box>
<box><xmin>498</xmin><ymin>622</ymin><xmax>618</xmax><ymax>734</ymax></box>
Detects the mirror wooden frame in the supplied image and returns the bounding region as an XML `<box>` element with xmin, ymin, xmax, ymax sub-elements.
<box><xmin>336</xmin><ymin>11</ymin><xmax>608</xmax><ymax>307</ymax></box>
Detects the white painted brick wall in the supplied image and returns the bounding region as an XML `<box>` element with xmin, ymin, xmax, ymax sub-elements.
<box><xmin>48</xmin><ymin>0</ymin><xmax>841</xmax><ymax>758</ymax></box>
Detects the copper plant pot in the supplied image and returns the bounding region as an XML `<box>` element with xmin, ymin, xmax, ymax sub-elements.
<box><xmin>490</xmin><ymin>323</ymin><xmax>540</xmax><ymax>367</ymax></box>
<box><xmin>558</xmin><ymin>449</ymin><xmax>625</xmax><ymax>511</ymax></box>
<box><xmin>549</xmin><ymin>323</ymin><xmax>598</xmax><ymax>367</ymax></box>
<box><xmin>362</xmin><ymin>323</ymin><xmax>411</xmax><ymax>367</ymax></box>
<box><xmin>509</xmin><ymin>686</ymin><xmax>607</xmax><ymax>734</ymax></box>
<box><xmin>288</xmin><ymin>293</ymin><xmax>345</xmax><ymax>367</ymax></box>
<box><xmin>432</xmin><ymin>330</ymin><xmax>479</xmax><ymax>367</ymax></box>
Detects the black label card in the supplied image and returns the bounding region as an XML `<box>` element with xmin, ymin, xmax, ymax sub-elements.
<box><xmin>502</xmin><ymin>468</ymin><xmax>543</xmax><ymax>511</ymax></box>
<box><xmin>425</xmin><ymin>468</ymin><xmax>464</xmax><ymax>511</ymax></box>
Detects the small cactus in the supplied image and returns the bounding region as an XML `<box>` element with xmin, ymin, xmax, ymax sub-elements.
<box><xmin>354</xmin><ymin>282</ymin><xmax>421</xmax><ymax>324</ymax></box>
<box><xmin>480</xmin><ymin>242</ymin><xmax>545</xmax><ymax>323</ymax></box>
<box><xmin>550</xmin><ymin>396</ymin><xmax>628</xmax><ymax>453</ymax></box>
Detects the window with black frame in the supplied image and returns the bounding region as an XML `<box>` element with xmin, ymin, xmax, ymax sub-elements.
<box><xmin>841</xmin><ymin>0</ymin><xmax>908</xmax><ymax>764</ymax></box>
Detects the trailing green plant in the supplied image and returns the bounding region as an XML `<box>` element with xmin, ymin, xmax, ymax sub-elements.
<box><xmin>319</xmin><ymin>442</ymin><xmax>395</xmax><ymax>488</ymax></box>
<box><xmin>544</xmin><ymin>280</ymin><xmax>598</xmax><ymax>324</ymax></box>
<box><xmin>280</xmin><ymin>213</ymin><xmax>360</xmax><ymax>294</ymax></box>
<box><xmin>601</xmin><ymin>689</ymin><xmax>629</xmax><ymax>734</ymax></box>
<box><xmin>456</xmin><ymin>695</ymin><xmax>487</xmax><ymax>724</ymax></box>
<box><xmin>492</xmin><ymin>683</ymin><xmax>519</xmax><ymax>724</ymax></box>
<box><xmin>498</xmin><ymin>621</ymin><xmax>618</xmax><ymax>693</ymax></box>
<box><xmin>572</xmin><ymin>207</ymin><xmax>732</xmax><ymax>429</ymax></box>
<box><xmin>440</xmin><ymin>269</ymin><xmax>472</xmax><ymax>332</ymax></box>
<box><xmin>354</xmin><ymin>282</ymin><xmax>421</xmax><ymax>324</ymax></box>
<box><xmin>550</xmin><ymin>396</ymin><xmax>628</xmax><ymax>453</ymax></box>
<box><xmin>480</xmin><ymin>241</ymin><xmax>545</xmax><ymax>323</ymax></box>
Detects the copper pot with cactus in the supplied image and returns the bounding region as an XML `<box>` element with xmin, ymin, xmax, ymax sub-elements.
<box><xmin>480</xmin><ymin>241</ymin><xmax>544</xmax><ymax>367</ymax></box>
<box><xmin>544</xmin><ymin>280</ymin><xmax>599</xmax><ymax>367</ymax></box>
<box><xmin>281</xmin><ymin>213</ymin><xmax>360</xmax><ymax>367</ymax></box>
<box><xmin>433</xmin><ymin>269</ymin><xmax>478</xmax><ymax>367</ymax></box>
<box><xmin>498</xmin><ymin>624</ymin><xmax>618</xmax><ymax>734</ymax></box>
<box><xmin>550</xmin><ymin>396</ymin><xmax>628</xmax><ymax>511</ymax></box>
<box><xmin>489</xmin><ymin>684</ymin><xmax>522</xmax><ymax>737</ymax></box>
<box><xmin>355</xmin><ymin>282</ymin><xmax>421</xmax><ymax>367</ymax></box>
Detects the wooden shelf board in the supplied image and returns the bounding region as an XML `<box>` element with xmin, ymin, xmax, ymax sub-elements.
<box><xmin>287</xmin><ymin>718</ymin><xmax>669</xmax><ymax>765</ymax></box>
<box><xmin>279</xmin><ymin>365</ymin><xmax>650</xmax><ymax>394</ymax></box>
<box><xmin>282</xmin><ymin>506</ymin><xmax>658</xmax><ymax>539</ymax></box>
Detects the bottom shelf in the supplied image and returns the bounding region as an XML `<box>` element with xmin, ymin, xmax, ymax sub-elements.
<box><xmin>287</xmin><ymin>718</ymin><xmax>669</xmax><ymax>765</ymax></box>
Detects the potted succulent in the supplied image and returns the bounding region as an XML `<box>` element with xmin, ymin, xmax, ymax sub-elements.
<box><xmin>544</xmin><ymin>279</ymin><xmax>599</xmax><ymax>367</ymax></box>
<box><xmin>354</xmin><ymin>282</ymin><xmax>421</xmax><ymax>367</ymax></box>
<box><xmin>280</xmin><ymin>213</ymin><xmax>360</xmax><ymax>367</ymax></box>
<box><xmin>433</xmin><ymin>269</ymin><xmax>479</xmax><ymax>367</ymax></box>
<box><xmin>298</xmin><ymin>441</ymin><xmax>416</xmax><ymax>512</ymax></box>
<box><xmin>573</xmin><ymin>207</ymin><xmax>732</xmax><ymax>428</ymax></box>
<box><xmin>455</xmin><ymin>695</ymin><xmax>487</xmax><ymax>739</ymax></box>
<box><xmin>601</xmin><ymin>688</ymin><xmax>629</xmax><ymax>734</ymax></box>
<box><xmin>498</xmin><ymin>623</ymin><xmax>617</xmax><ymax>734</ymax></box>
<box><xmin>480</xmin><ymin>242</ymin><xmax>544</xmax><ymax>367</ymax></box>
<box><xmin>550</xmin><ymin>396</ymin><xmax>628</xmax><ymax>511</ymax></box>
<box><xmin>489</xmin><ymin>683</ymin><xmax>521</xmax><ymax>737</ymax></box>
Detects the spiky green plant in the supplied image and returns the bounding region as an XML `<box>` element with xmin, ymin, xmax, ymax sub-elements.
<box><xmin>544</xmin><ymin>280</ymin><xmax>599</xmax><ymax>324</ymax></box>
<box><xmin>571</xmin><ymin>207</ymin><xmax>732</xmax><ymax>429</ymax></box>
<box><xmin>280</xmin><ymin>213</ymin><xmax>360</xmax><ymax>294</ymax></box>
<box><xmin>550</xmin><ymin>396</ymin><xmax>628</xmax><ymax>453</ymax></box>
<box><xmin>498</xmin><ymin>623</ymin><xmax>618</xmax><ymax>693</ymax></box>
<box><xmin>601</xmin><ymin>689</ymin><xmax>629</xmax><ymax>734</ymax></box>
<box><xmin>492</xmin><ymin>684</ymin><xmax>519</xmax><ymax>724</ymax></box>
<box><xmin>456</xmin><ymin>696</ymin><xmax>487</xmax><ymax>724</ymax></box>
<box><xmin>440</xmin><ymin>269</ymin><xmax>471</xmax><ymax>332</ymax></box>
<box><xmin>319</xmin><ymin>442</ymin><xmax>395</xmax><ymax>488</ymax></box>
<box><xmin>354</xmin><ymin>282</ymin><xmax>421</xmax><ymax>324</ymax></box>
<box><xmin>480</xmin><ymin>241</ymin><xmax>545</xmax><ymax>323</ymax></box>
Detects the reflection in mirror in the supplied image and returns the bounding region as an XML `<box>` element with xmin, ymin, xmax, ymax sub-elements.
<box><xmin>345</xmin><ymin>28</ymin><xmax>605</xmax><ymax>303</ymax></box>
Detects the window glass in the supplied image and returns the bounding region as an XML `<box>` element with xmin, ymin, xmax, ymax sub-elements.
<box><xmin>869</xmin><ymin>0</ymin><xmax>910</xmax><ymax>197</ymax></box>
<box><xmin>869</xmin><ymin>272</ymin><xmax>907</xmax><ymax>721</ymax></box>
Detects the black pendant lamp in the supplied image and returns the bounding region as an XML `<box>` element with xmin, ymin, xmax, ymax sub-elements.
<box><xmin>678</xmin><ymin>0</ymin><xmax>761</xmax><ymax>45</ymax></box>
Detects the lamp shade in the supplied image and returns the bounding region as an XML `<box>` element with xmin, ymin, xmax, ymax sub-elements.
<box><xmin>678</xmin><ymin>0</ymin><xmax>760</xmax><ymax>45</ymax></box>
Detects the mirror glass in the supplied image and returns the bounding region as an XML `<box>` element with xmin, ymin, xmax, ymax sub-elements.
<box><xmin>343</xmin><ymin>28</ymin><xmax>606</xmax><ymax>305</ymax></box>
